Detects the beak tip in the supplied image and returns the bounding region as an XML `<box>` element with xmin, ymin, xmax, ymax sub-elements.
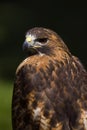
<box><xmin>23</xmin><ymin>41</ymin><xmax>28</xmax><ymax>51</ymax></box>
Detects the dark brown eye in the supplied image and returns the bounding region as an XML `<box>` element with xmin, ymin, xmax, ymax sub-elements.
<box><xmin>35</xmin><ymin>38</ymin><xmax>48</xmax><ymax>43</ymax></box>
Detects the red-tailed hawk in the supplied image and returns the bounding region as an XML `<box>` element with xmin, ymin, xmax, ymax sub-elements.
<box><xmin>12</xmin><ymin>27</ymin><xmax>87</xmax><ymax>130</ymax></box>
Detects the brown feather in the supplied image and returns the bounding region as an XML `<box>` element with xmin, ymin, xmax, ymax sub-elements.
<box><xmin>12</xmin><ymin>27</ymin><xmax>87</xmax><ymax>130</ymax></box>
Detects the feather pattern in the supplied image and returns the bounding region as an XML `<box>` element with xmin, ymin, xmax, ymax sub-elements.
<box><xmin>12</xmin><ymin>27</ymin><xmax>87</xmax><ymax>130</ymax></box>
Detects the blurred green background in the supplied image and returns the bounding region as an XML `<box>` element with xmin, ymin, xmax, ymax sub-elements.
<box><xmin>0</xmin><ymin>1</ymin><xmax>87</xmax><ymax>130</ymax></box>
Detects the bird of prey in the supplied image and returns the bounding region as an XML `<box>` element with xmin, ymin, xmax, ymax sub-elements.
<box><xmin>12</xmin><ymin>27</ymin><xmax>87</xmax><ymax>130</ymax></box>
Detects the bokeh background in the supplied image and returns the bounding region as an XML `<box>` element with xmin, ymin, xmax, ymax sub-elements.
<box><xmin>0</xmin><ymin>1</ymin><xmax>87</xmax><ymax>130</ymax></box>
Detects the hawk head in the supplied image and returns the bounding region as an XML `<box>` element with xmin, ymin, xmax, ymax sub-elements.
<box><xmin>23</xmin><ymin>27</ymin><xmax>70</xmax><ymax>56</ymax></box>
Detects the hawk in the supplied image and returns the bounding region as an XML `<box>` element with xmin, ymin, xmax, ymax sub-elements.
<box><xmin>12</xmin><ymin>27</ymin><xmax>87</xmax><ymax>130</ymax></box>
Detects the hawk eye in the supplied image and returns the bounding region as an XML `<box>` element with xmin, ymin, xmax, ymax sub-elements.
<box><xmin>35</xmin><ymin>38</ymin><xmax>48</xmax><ymax>43</ymax></box>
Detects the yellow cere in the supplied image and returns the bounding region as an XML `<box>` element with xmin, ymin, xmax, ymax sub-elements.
<box><xmin>26</xmin><ymin>36</ymin><xmax>32</xmax><ymax>42</ymax></box>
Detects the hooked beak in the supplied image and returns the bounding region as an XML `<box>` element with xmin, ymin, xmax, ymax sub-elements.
<box><xmin>23</xmin><ymin>40</ymin><xmax>42</xmax><ymax>51</ymax></box>
<box><xmin>23</xmin><ymin>41</ymin><xmax>42</xmax><ymax>56</ymax></box>
<box><xmin>23</xmin><ymin>41</ymin><xmax>33</xmax><ymax>51</ymax></box>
